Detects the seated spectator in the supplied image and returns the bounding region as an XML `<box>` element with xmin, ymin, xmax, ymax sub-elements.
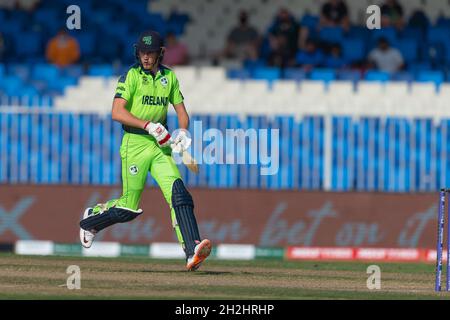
<box><xmin>296</xmin><ymin>39</ymin><xmax>324</xmax><ymax>71</ymax></box>
<box><xmin>269</xmin><ymin>8</ymin><xmax>303</xmax><ymax>60</ymax></box>
<box><xmin>368</xmin><ymin>37</ymin><xmax>404</xmax><ymax>73</ymax></box>
<box><xmin>381</xmin><ymin>0</ymin><xmax>405</xmax><ymax>29</ymax></box>
<box><xmin>45</xmin><ymin>29</ymin><xmax>80</xmax><ymax>67</ymax></box>
<box><xmin>221</xmin><ymin>10</ymin><xmax>259</xmax><ymax>61</ymax></box>
<box><xmin>323</xmin><ymin>44</ymin><xmax>347</xmax><ymax>69</ymax></box>
<box><xmin>408</xmin><ymin>9</ymin><xmax>430</xmax><ymax>31</ymax></box>
<box><xmin>268</xmin><ymin>34</ymin><xmax>296</xmax><ymax>68</ymax></box>
<box><xmin>162</xmin><ymin>32</ymin><xmax>189</xmax><ymax>66</ymax></box>
<box><xmin>320</xmin><ymin>0</ymin><xmax>350</xmax><ymax>31</ymax></box>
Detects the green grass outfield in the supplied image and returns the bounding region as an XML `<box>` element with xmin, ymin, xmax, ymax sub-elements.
<box><xmin>0</xmin><ymin>253</ymin><xmax>448</xmax><ymax>300</ymax></box>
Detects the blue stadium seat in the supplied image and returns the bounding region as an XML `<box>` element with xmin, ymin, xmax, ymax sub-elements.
<box><xmin>310</xmin><ymin>69</ymin><xmax>336</xmax><ymax>82</ymax></box>
<box><xmin>341</xmin><ymin>39</ymin><xmax>366</xmax><ymax>62</ymax></box>
<box><xmin>18</xmin><ymin>86</ymin><xmax>39</xmax><ymax>103</ymax></box>
<box><xmin>370</xmin><ymin>27</ymin><xmax>398</xmax><ymax>46</ymax></box>
<box><xmin>75</xmin><ymin>33</ymin><xmax>96</xmax><ymax>57</ymax></box>
<box><xmin>8</xmin><ymin>64</ymin><xmax>31</xmax><ymax>82</ymax></box>
<box><xmin>337</xmin><ymin>70</ymin><xmax>362</xmax><ymax>82</ymax></box>
<box><xmin>408</xmin><ymin>61</ymin><xmax>432</xmax><ymax>73</ymax></box>
<box><xmin>1</xmin><ymin>19</ymin><xmax>23</xmax><ymax>35</ymax></box>
<box><xmin>416</xmin><ymin>71</ymin><xmax>445</xmax><ymax>86</ymax></box>
<box><xmin>14</xmin><ymin>32</ymin><xmax>42</xmax><ymax>57</ymax></box>
<box><xmin>95</xmin><ymin>34</ymin><xmax>122</xmax><ymax>62</ymax></box>
<box><xmin>396</xmin><ymin>39</ymin><xmax>418</xmax><ymax>64</ymax></box>
<box><xmin>284</xmin><ymin>69</ymin><xmax>307</xmax><ymax>81</ymax></box>
<box><xmin>252</xmin><ymin>67</ymin><xmax>281</xmax><ymax>82</ymax></box>
<box><xmin>427</xmin><ymin>27</ymin><xmax>448</xmax><ymax>44</ymax></box>
<box><xmin>48</xmin><ymin>76</ymin><xmax>78</xmax><ymax>93</ymax></box>
<box><xmin>62</xmin><ymin>65</ymin><xmax>84</xmax><ymax>78</ymax></box>
<box><xmin>346</xmin><ymin>26</ymin><xmax>368</xmax><ymax>40</ymax></box>
<box><xmin>400</xmin><ymin>26</ymin><xmax>424</xmax><ymax>42</ymax></box>
<box><xmin>391</xmin><ymin>71</ymin><xmax>414</xmax><ymax>82</ymax></box>
<box><xmin>88</xmin><ymin>65</ymin><xmax>114</xmax><ymax>77</ymax></box>
<box><xmin>243</xmin><ymin>59</ymin><xmax>265</xmax><ymax>71</ymax></box>
<box><xmin>0</xmin><ymin>64</ymin><xmax>4</xmax><ymax>78</ymax></box>
<box><xmin>0</xmin><ymin>76</ymin><xmax>23</xmax><ymax>96</ymax></box>
<box><xmin>319</xmin><ymin>27</ymin><xmax>344</xmax><ymax>43</ymax></box>
<box><xmin>365</xmin><ymin>71</ymin><xmax>391</xmax><ymax>82</ymax></box>
<box><xmin>227</xmin><ymin>69</ymin><xmax>251</xmax><ymax>80</ymax></box>
<box><xmin>32</xmin><ymin>64</ymin><xmax>60</xmax><ymax>83</ymax></box>
<box><xmin>100</xmin><ymin>22</ymin><xmax>130</xmax><ymax>39</ymax></box>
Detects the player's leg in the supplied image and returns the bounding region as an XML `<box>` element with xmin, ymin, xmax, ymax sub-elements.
<box><xmin>150</xmin><ymin>146</ymin><xmax>211</xmax><ymax>270</ymax></box>
<box><xmin>79</xmin><ymin>134</ymin><xmax>151</xmax><ymax>247</ymax></box>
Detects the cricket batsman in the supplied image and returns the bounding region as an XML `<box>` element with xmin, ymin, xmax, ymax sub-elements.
<box><xmin>78</xmin><ymin>30</ymin><xmax>211</xmax><ymax>271</ymax></box>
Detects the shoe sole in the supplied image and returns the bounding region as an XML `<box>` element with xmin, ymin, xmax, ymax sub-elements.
<box><xmin>79</xmin><ymin>208</ymin><xmax>93</xmax><ymax>248</ymax></box>
<box><xmin>187</xmin><ymin>239</ymin><xmax>212</xmax><ymax>271</ymax></box>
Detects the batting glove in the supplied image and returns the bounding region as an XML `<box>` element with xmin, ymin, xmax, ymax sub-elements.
<box><xmin>144</xmin><ymin>122</ymin><xmax>171</xmax><ymax>147</ymax></box>
<box><xmin>171</xmin><ymin>128</ymin><xmax>192</xmax><ymax>153</ymax></box>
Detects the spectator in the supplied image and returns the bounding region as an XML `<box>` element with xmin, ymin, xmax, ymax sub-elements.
<box><xmin>162</xmin><ymin>31</ymin><xmax>189</xmax><ymax>66</ymax></box>
<box><xmin>45</xmin><ymin>29</ymin><xmax>80</xmax><ymax>67</ymax></box>
<box><xmin>381</xmin><ymin>0</ymin><xmax>404</xmax><ymax>29</ymax></box>
<box><xmin>323</xmin><ymin>44</ymin><xmax>347</xmax><ymax>69</ymax></box>
<box><xmin>368</xmin><ymin>37</ymin><xmax>404</xmax><ymax>73</ymax></box>
<box><xmin>268</xmin><ymin>8</ymin><xmax>302</xmax><ymax>59</ymax></box>
<box><xmin>295</xmin><ymin>39</ymin><xmax>324</xmax><ymax>71</ymax></box>
<box><xmin>220</xmin><ymin>10</ymin><xmax>259</xmax><ymax>61</ymax></box>
<box><xmin>268</xmin><ymin>34</ymin><xmax>296</xmax><ymax>68</ymax></box>
<box><xmin>320</xmin><ymin>0</ymin><xmax>350</xmax><ymax>31</ymax></box>
<box><xmin>408</xmin><ymin>9</ymin><xmax>430</xmax><ymax>31</ymax></box>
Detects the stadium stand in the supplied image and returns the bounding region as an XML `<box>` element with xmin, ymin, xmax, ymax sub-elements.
<box><xmin>1</xmin><ymin>0</ymin><xmax>450</xmax><ymax>192</ymax></box>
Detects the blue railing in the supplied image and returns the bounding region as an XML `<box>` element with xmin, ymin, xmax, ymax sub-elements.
<box><xmin>1</xmin><ymin>110</ymin><xmax>449</xmax><ymax>192</ymax></box>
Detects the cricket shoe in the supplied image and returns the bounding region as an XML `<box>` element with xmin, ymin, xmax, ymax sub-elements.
<box><xmin>186</xmin><ymin>239</ymin><xmax>212</xmax><ymax>271</ymax></box>
<box><xmin>79</xmin><ymin>208</ymin><xmax>96</xmax><ymax>248</ymax></box>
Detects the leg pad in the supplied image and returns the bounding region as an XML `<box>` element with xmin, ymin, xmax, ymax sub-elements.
<box><xmin>172</xmin><ymin>179</ymin><xmax>200</xmax><ymax>257</ymax></box>
<box><xmin>80</xmin><ymin>206</ymin><xmax>142</xmax><ymax>232</ymax></box>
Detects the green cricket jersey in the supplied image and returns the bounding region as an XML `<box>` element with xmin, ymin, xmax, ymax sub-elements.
<box><xmin>114</xmin><ymin>63</ymin><xmax>184</xmax><ymax>132</ymax></box>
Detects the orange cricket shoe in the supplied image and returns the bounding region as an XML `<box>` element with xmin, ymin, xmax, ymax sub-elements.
<box><xmin>186</xmin><ymin>239</ymin><xmax>212</xmax><ymax>271</ymax></box>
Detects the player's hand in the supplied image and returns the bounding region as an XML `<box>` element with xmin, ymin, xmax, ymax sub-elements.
<box><xmin>144</xmin><ymin>122</ymin><xmax>171</xmax><ymax>147</ymax></box>
<box><xmin>171</xmin><ymin>129</ymin><xmax>192</xmax><ymax>153</ymax></box>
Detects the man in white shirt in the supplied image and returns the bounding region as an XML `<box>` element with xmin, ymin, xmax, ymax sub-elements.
<box><xmin>368</xmin><ymin>37</ymin><xmax>404</xmax><ymax>73</ymax></box>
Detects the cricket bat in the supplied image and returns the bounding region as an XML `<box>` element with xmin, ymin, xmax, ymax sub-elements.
<box><xmin>170</xmin><ymin>138</ymin><xmax>199</xmax><ymax>174</ymax></box>
<box><xmin>180</xmin><ymin>149</ymin><xmax>199</xmax><ymax>174</ymax></box>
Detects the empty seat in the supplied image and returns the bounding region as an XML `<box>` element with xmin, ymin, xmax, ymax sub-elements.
<box><xmin>310</xmin><ymin>69</ymin><xmax>336</xmax><ymax>83</ymax></box>
<box><xmin>411</xmin><ymin>82</ymin><xmax>437</xmax><ymax>96</ymax></box>
<box><xmin>328</xmin><ymin>81</ymin><xmax>355</xmax><ymax>96</ymax></box>
<box><xmin>365</xmin><ymin>71</ymin><xmax>391</xmax><ymax>82</ymax></box>
<box><xmin>300</xmin><ymin>80</ymin><xmax>326</xmax><ymax>96</ymax></box>
<box><xmin>252</xmin><ymin>67</ymin><xmax>281</xmax><ymax>82</ymax></box>
<box><xmin>416</xmin><ymin>71</ymin><xmax>445</xmax><ymax>86</ymax></box>
<box><xmin>357</xmin><ymin>81</ymin><xmax>385</xmax><ymax>96</ymax></box>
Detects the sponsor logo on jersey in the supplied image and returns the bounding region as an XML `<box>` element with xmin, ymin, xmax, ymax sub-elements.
<box><xmin>142</xmin><ymin>95</ymin><xmax>169</xmax><ymax>106</ymax></box>
<box><xmin>117</xmin><ymin>85</ymin><xmax>125</xmax><ymax>91</ymax></box>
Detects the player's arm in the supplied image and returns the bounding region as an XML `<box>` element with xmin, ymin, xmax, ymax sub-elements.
<box><xmin>173</xmin><ymin>102</ymin><xmax>189</xmax><ymax>130</ymax></box>
<box><xmin>111</xmin><ymin>97</ymin><xmax>147</xmax><ymax>129</ymax></box>
<box><xmin>170</xmin><ymin>74</ymin><xmax>189</xmax><ymax>130</ymax></box>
